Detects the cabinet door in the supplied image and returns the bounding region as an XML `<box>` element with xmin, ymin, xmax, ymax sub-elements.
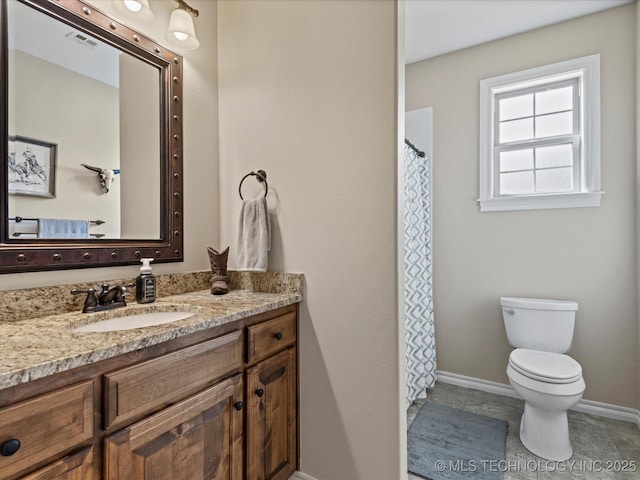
<box><xmin>20</xmin><ymin>448</ymin><xmax>93</xmax><ymax>480</ymax></box>
<box><xmin>246</xmin><ymin>347</ymin><xmax>297</xmax><ymax>480</ymax></box>
<box><xmin>104</xmin><ymin>375</ymin><xmax>243</xmax><ymax>480</ymax></box>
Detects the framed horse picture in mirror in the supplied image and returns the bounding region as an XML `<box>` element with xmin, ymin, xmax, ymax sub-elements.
<box><xmin>8</xmin><ymin>135</ymin><xmax>57</xmax><ymax>198</ymax></box>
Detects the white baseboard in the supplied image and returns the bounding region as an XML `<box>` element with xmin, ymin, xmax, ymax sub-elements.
<box><xmin>436</xmin><ymin>370</ymin><xmax>640</xmax><ymax>428</ymax></box>
<box><xmin>436</xmin><ymin>370</ymin><xmax>519</xmax><ymax>399</ymax></box>
<box><xmin>289</xmin><ymin>471</ymin><xmax>319</xmax><ymax>480</ymax></box>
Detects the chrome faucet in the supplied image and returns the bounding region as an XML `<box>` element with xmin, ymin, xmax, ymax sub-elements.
<box><xmin>72</xmin><ymin>282</ymin><xmax>134</xmax><ymax>313</ymax></box>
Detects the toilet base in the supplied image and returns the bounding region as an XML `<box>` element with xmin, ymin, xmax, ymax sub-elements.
<box><xmin>519</xmin><ymin>403</ymin><xmax>572</xmax><ymax>461</ymax></box>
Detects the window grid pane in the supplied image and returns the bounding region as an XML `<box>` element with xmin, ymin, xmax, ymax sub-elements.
<box><xmin>500</xmin><ymin>171</ymin><xmax>534</xmax><ymax>195</ymax></box>
<box><xmin>499</xmin><ymin>149</ymin><xmax>533</xmax><ymax>172</ymax></box>
<box><xmin>535</xmin><ymin>86</ymin><xmax>573</xmax><ymax>115</ymax></box>
<box><xmin>499</xmin><ymin>94</ymin><xmax>533</xmax><ymax>121</ymax></box>
<box><xmin>535</xmin><ymin>143</ymin><xmax>573</xmax><ymax>169</ymax></box>
<box><xmin>535</xmin><ymin>111</ymin><xmax>574</xmax><ymax>138</ymax></box>
<box><xmin>499</xmin><ymin>118</ymin><xmax>533</xmax><ymax>143</ymax></box>
<box><xmin>536</xmin><ymin>167</ymin><xmax>574</xmax><ymax>193</ymax></box>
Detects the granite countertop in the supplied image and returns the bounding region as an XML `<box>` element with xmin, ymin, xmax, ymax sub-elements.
<box><xmin>0</xmin><ymin>288</ymin><xmax>302</xmax><ymax>391</ymax></box>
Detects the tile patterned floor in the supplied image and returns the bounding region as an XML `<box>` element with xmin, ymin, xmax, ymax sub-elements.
<box><xmin>407</xmin><ymin>382</ymin><xmax>640</xmax><ymax>480</ymax></box>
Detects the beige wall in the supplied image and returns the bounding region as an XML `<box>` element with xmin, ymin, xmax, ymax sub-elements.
<box><xmin>0</xmin><ymin>0</ymin><xmax>219</xmax><ymax>291</ymax></box>
<box><xmin>119</xmin><ymin>53</ymin><xmax>160</xmax><ymax>239</ymax></box>
<box><xmin>217</xmin><ymin>1</ymin><xmax>400</xmax><ymax>478</ymax></box>
<box><xmin>406</xmin><ymin>5</ymin><xmax>639</xmax><ymax>408</ymax></box>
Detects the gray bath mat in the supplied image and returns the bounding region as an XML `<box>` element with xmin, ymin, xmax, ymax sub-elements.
<box><xmin>408</xmin><ymin>402</ymin><xmax>508</xmax><ymax>480</ymax></box>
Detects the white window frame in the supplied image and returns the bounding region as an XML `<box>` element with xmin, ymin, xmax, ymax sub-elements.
<box><xmin>479</xmin><ymin>54</ymin><xmax>603</xmax><ymax>212</ymax></box>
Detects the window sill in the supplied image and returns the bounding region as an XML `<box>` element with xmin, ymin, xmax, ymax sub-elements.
<box><xmin>478</xmin><ymin>191</ymin><xmax>604</xmax><ymax>212</ymax></box>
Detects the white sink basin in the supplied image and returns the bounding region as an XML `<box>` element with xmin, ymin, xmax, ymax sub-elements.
<box><xmin>73</xmin><ymin>310</ymin><xmax>196</xmax><ymax>332</ymax></box>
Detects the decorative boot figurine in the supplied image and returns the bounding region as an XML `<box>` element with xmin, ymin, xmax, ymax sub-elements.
<box><xmin>207</xmin><ymin>246</ymin><xmax>229</xmax><ymax>295</ymax></box>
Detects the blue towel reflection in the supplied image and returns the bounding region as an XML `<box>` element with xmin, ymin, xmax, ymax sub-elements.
<box><xmin>38</xmin><ymin>218</ymin><xmax>89</xmax><ymax>239</ymax></box>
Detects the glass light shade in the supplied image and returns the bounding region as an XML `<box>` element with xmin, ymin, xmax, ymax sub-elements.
<box><xmin>165</xmin><ymin>8</ymin><xmax>199</xmax><ymax>50</ymax></box>
<box><xmin>112</xmin><ymin>0</ymin><xmax>154</xmax><ymax>24</ymax></box>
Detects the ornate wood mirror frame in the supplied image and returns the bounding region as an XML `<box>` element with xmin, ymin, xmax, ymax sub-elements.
<box><xmin>0</xmin><ymin>0</ymin><xmax>183</xmax><ymax>273</ymax></box>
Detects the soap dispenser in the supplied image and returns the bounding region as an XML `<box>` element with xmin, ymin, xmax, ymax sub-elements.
<box><xmin>136</xmin><ymin>258</ymin><xmax>156</xmax><ymax>303</ymax></box>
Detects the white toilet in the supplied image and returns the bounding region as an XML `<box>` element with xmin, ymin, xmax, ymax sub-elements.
<box><xmin>501</xmin><ymin>297</ymin><xmax>585</xmax><ymax>461</ymax></box>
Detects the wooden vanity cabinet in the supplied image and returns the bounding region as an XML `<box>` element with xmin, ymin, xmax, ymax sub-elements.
<box><xmin>0</xmin><ymin>303</ymin><xmax>299</xmax><ymax>480</ymax></box>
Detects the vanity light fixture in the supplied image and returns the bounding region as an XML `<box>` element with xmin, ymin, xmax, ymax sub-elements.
<box><xmin>112</xmin><ymin>0</ymin><xmax>154</xmax><ymax>25</ymax></box>
<box><xmin>165</xmin><ymin>0</ymin><xmax>200</xmax><ymax>51</ymax></box>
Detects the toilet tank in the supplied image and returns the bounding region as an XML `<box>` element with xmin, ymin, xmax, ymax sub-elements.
<box><xmin>501</xmin><ymin>297</ymin><xmax>578</xmax><ymax>353</ymax></box>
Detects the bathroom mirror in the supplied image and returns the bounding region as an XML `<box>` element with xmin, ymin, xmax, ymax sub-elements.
<box><xmin>0</xmin><ymin>0</ymin><xmax>184</xmax><ymax>273</ymax></box>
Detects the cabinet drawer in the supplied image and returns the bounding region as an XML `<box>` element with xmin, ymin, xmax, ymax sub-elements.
<box><xmin>104</xmin><ymin>331</ymin><xmax>242</xmax><ymax>429</ymax></box>
<box><xmin>247</xmin><ymin>312</ymin><xmax>296</xmax><ymax>364</ymax></box>
<box><xmin>0</xmin><ymin>381</ymin><xmax>93</xmax><ymax>480</ymax></box>
<box><xmin>21</xmin><ymin>447</ymin><xmax>94</xmax><ymax>480</ymax></box>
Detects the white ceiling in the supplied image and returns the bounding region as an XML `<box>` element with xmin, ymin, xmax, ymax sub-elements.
<box><xmin>405</xmin><ymin>0</ymin><xmax>633</xmax><ymax>65</ymax></box>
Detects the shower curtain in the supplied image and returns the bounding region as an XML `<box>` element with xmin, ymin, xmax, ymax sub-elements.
<box><xmin>403</xmin><ymin>142</ymin><xmax>436</xmax><ymax>406</ymax></box>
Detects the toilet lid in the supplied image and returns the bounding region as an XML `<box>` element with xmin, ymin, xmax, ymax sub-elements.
<box><xmin>509</xmin><ymin>349</ymin><xmax>582</xmax><ymax>384</ymax></box>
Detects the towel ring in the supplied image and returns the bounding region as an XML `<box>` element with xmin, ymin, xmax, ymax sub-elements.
<box><xmin>238</xmin><ymin>170</ymin><xmax>268</xmax><ymax>200</ymax></box>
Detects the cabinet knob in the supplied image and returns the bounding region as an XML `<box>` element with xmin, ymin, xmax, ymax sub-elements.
<box><xmin>274</xmin><ymin>332</ymin><xmax>283</xmax><ymax>340</ymax></box>
<box><xmin>234</xmin><ymin>401</ymin><xmax>244</xmax><ymax>411</ymax></box>
<box><xmin>0</xmin><ymin>439</ymin><xmax>20</xmax><ymax>457</ymax></box>
<box><xmin>255</xmin><ymin>388</ymin><xmax>265</xmax><ymax>397</ymax></box>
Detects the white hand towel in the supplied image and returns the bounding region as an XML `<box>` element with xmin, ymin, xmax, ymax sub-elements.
<box><xmin>38</xmin><ymin>218</ymin><xmax>89</xmax><ymax>239</ymax></box>
<box><xmin>236</xmin><ymin>197</ymin><xmax>271</xmax><ymax>271</ymax></box>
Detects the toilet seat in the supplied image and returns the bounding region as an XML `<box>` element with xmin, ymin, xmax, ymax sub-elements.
<box><xmin>509</xmin><ymin>349</ymin><xmax>582</xmax><ymax>384</ymax></box>
<box><xmin>507</xmin><ymin>364</ymin><xmax>585</xmax><ymax>396</ymax></box>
